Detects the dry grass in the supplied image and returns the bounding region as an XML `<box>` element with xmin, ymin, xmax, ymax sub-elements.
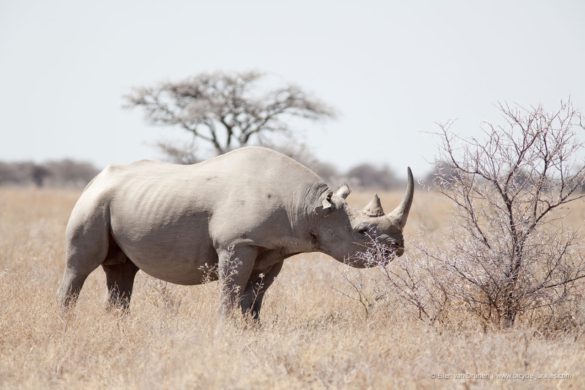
<box><xmin>1</xmin><ymin>187</ymin><xmax>584</xmax><ymax>389</ymax></box>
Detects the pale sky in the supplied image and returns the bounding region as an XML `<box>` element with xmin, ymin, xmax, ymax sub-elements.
<box><xmin>1</xmin><ymin>0</ymin><xmax>584</xmax><ymax>176</ymax></box>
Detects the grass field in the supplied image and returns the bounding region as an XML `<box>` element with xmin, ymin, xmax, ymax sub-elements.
<box><xmin>1</xmin><ymin>187</ymin><xmax>584</xmax><ymax>388</ymax></box>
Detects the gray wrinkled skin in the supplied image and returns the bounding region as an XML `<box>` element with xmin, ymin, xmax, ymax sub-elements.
<box><xmin>58</xmin><ymin>146</ymin><xmax>414</xmax><ymax>319</ymax></box>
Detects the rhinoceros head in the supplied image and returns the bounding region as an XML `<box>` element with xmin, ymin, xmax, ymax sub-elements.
<box><xmin>313</xmin><ymin>168</ymin><xmax>414</xmax><ymax>268</ymax></box>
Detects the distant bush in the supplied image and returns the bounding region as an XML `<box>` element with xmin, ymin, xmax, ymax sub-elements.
<box><xmin>344</xmin><ymin>163</ymin><xmax>400</xmax><ymax>190</ymax></box>
<box><xmin>0</xmin><ymin>159</ymin><xmax>99</xmax><ymax>188</ymax></box>
<box><xmin>264</xmin><ymin>143</ymin><xmax>405</xmax><ymax>189</ymax></box>
<box><xmin>3</xmin><ymin>147</ymin><xmax>406</xmax><ymax>191</ymax></box>
<box><xmin>259</xmin><ymin>142</ymin><xmax>340</xmax><ymax>184</ymax></box>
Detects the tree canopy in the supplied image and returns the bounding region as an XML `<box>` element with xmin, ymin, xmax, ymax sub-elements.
<box><xmin>125</xmin><ymin>71</ymin><xmax>335</xmax><ymax>156</ymax></box>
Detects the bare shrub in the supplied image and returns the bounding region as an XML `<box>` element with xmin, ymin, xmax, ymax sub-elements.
<box><xmin>337</xmin><ymin>102</ymin><xmax>585</xmax><ymax>331</ymax></box>
<box><xmin>428</xmin><ymin>101</ymin><xmax>585</xmax><ymax>329</ymax></box>
<box><xmin>378</xmin><ymin>253</ymin><xmax>452</xmax><ymax>325</ymax></box>
<box><xmin>338</xmin><ymin>237</ymin><xmax>452</xmax><ymax>325</ymax></box>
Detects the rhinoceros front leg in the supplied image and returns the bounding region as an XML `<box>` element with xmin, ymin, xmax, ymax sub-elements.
<box><xmin>217</xmin><ymin>245</ymin><xmax>258</xmax><ymax>318</ymax></box>
<box><xmin>241</xmin><ymin>261</ymin><xmax>284</xmax><ymax>320</ymax></box>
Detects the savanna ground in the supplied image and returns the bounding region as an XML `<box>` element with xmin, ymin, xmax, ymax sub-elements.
<box><xmin>1</xmin><ymin>187</ymin><xmax>584</xmax><ymax>389</ymax></box>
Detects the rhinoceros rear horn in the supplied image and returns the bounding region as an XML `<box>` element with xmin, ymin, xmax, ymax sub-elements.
<box><xmin>363</xmin><ymin>194</ymin><xmax>385</xmax><ymax>217</ymax></box>
<box><xmin>387</xmin><ymin>167</ymin><xmax>414</xmax><ymax>228</ymax></box>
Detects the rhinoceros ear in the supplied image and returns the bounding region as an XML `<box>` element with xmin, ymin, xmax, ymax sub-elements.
<box><xmin>334</xmin><ymin>184</ymin><xmax>351</xmax><ymax>200</ymax></box>
<box><xmin>322</xmin><ymin>192</ymin><xmax>333</xmax><ymax>210</ymax></box>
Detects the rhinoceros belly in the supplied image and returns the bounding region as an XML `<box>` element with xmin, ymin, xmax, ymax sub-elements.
<box><xmin>111</xmin><ymin>213</ymin><xmax>219</xmax><ymax>285</ymax></box>
<box><xmin>125</xmin><ymin>243</ymin><xmax>219</xmax><ymax>285</ymax></box>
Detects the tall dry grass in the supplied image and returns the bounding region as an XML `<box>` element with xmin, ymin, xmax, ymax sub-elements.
<box><xmin>1</xmin><ymin>187</ymin><xmax>584</xmax><ymax>388</ymax></box>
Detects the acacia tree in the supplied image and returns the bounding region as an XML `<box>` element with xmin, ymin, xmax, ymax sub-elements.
<box><xmin>125</xmin><ymin>71</ymin><xmax>335</xmax><ymax>159</ymax></box>
<box><xmin>431</xmin><ymin>101</ymin><xmax>585</xmax><ymax>328</ymax></box>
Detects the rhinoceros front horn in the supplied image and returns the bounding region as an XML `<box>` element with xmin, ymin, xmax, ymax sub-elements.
<box><xmin>387</xmin><ymin>167</ymin><xmax>414</xmax><ymax>228</ymax></box>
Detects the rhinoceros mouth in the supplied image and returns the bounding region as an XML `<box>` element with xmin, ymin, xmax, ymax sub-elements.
<box><xmin>373</xmin><ymin>238</ymin><xmax>403</xmax><ymax>260</ymax></box>
<box><xmin>382</xmin><ymin>246</ymin><xmax>402</xmax><ymax>258</ymax></box>
<box><xmin>346</xmin><ymin>241</ymin><xmax>402</xmax><ymax>268</ymax></box>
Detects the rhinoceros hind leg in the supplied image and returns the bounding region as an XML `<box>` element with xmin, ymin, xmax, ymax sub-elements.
<box><xmin>58</xmin><ymin>216</ymin><xmax>111</xmax><ymax>314</ymax></box>
<box><xmin>58</xmin><ymin>248</ymin><xmax>107</xmax><ymax>315</ymax></box>
<box><xmin>103</xmin><ymin>253</ymin><xmax>139</xmax><ymax>311</ymax></box>
<box><xmin>58</xmin><ymin>268</ymin><xmax>92</xmax><ymax>315</ymax></box>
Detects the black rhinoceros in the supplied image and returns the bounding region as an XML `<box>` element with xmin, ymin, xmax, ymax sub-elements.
<box><xmin>58</xmin><ymin>147</ymin><xmax>414</xmax><ymax>319</ymax></box>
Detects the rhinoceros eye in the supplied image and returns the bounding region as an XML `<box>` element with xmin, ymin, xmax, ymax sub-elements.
<box><xmin>357</xmin><ymin>225</ymin><xmax>369</xmax><ymax>235</ymax></box>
